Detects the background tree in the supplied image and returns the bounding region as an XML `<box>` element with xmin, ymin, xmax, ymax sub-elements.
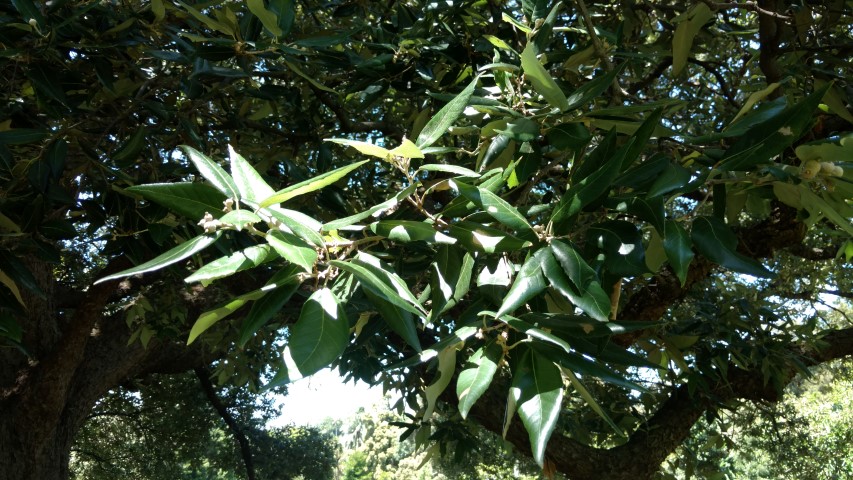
<box><xmin>0</xmin><ymin>1</ymin><xmax>852</xmax><ymax>480</ymax></box>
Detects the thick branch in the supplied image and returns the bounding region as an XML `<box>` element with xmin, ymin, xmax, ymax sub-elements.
<box><xmin>195</xmin><ymin>367</ymin><xmax>256</xmax><ymax>480</ymax></box>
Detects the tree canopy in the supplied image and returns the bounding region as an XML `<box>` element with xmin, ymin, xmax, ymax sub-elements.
<box><xmin>1</xmin><ymin>0</ymin><xmax>852</xmax><ymax>479</ymax></box>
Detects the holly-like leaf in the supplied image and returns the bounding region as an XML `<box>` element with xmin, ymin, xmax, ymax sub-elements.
<box><xmin>511</xmin><ymin>348</ymin><xmax>564</xmax><ymax>467</ymax></box>
<box><xmin>95</xmin><ymin>233</ymin><xmax>221</xmax><ymax>284</ymax></box>
<box><xmin>284</xmin><ymin>288</ymin><xmax>350</xmax><ymax>379</ymax></box>
<box><xmin>457</xmin><ymin>341</ymin><xmax>502</xmax><ymax>419</ymax></box>
<box><xmin>691</xmin><ymin>216</ymin><xmax>774</xmax><ymax>277</ymax></box>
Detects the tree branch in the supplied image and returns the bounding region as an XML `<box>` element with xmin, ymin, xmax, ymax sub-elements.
<box><xmin>697</xmin><ymin>0</ymin><xmax>791</xmax><ymax>20</ymax></box>
<box><xmin>195</xmin><ymin>367</ymin><xmax>256</xmax><ymax>480</ymax></box>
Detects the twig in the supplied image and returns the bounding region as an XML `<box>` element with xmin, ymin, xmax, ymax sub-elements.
<box><xmin>574</xmin><ymin>0</ymin><xmax>626</xmax><ymax>101</ymax></box>
<box><xmin>697</xmin><ymin>0</ymin><xmax>791</xmax><ymax>20</ymax></box>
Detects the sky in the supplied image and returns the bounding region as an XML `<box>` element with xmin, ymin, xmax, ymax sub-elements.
<box><xmin>269</xmin><ymin>368</ymin><xmax>387</xmax><ymax>427</ymax></box>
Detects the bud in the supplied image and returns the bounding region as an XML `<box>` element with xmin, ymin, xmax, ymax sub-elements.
<box><xmin>800</xmin><ymin>160</ymin><xmax>821</xmax><ymax>179</ymax></box>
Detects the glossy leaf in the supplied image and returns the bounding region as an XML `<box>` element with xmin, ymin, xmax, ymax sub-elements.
<box><xmin>647</xmin><ymin>162</ymin><xmax>692</xmax><ymax>197</ymax></box>
<box><xmin>247</xmin><ymin>0</ymin><xmax>283</xmax><ymax>36</ymax></box>
<box><xmin>564</xmin><ymin>66</ymin><xmax>622</xmax><ymax>112</ymax></box>
<box><xmin>663</xmin><ymin>220</ymin><xmax>694</xmax><ymax>285</ymax></box>
<box><xmin>416</xmin><ymin>75</ymin><xmax>478</xmax><ymax>148</ymax></box>
<box><xmin>447</xmin><ymin>221</ymin><xmax>533</xmax><ymax>254</ymax></box>
<box><xmin>495</xmin><ymin>248</ymin><xmax>549</xmax><ymax>318</ymax></box>
<box><xmin>541</xmin><ymin>247</ymin><xmax>609</xmax><ymax>321</ymax></box>
<box><xmin>387</xmin><ymin>325</ymin><xmax>479</xmax><ymax>371</ymax></box>
<box><xmin>125</xmin><ymin>183</ymin><xmax>227</xmax><ymax>221</ymax></box>
<box><xmin>238</xmin><ymin>268</ymin><xmax>301</xmax><ymax>347</ymax></box>
<box><xmin>322</xmin><ymin>183</ymin><xmax>418</xmax><ymax>231</ymax></box>
<box><xmin>511</xmin><ymin>348</ymin><xmax>564</xmax><ymax>467</ymax></box>
<box><xmin>260</xmin><ymin>160</ymin><xmax>369</xmax><ymax>207</ymax></box>
<box><xmin>184</xmin><ymin>244</ymin><xmax>274</xmax><ymax>285</ymax></box>
<box><xmin>369</xmin><ymin>220</ymin><xmax>456</xmax><ymax>244</ymax></box>
<box><xmin>266</xmin><ymin>230</ymin><xmax>317</xmax><ymax>273</ymax></box>
<box><xmin>285</xmin><ymin>288</ymin><xmax>350</xmax><ymax>379</ymax></box>
<box><xmin>416</xmin><ymin>163</ymin><xmax>480</xmax><ymax>178</ymax></box>
<box><xmin>265</xmin><ymin>208</ymin><xmax>325</xmax><ymax>247</ymax></box>
<box><xmin>330</xmin><ymin>257</ymin><xmax>425</xmax><ymax>317</ymax></box>
<box><xmin>363</xmin><ymin>288</ymin><xmax>422</xmax><ymax>351</ymax></box>
<box><xmin>691</xmin><ymin>216</ymin><xmax>775</xmax><ymax>277</ymax></box>
<box><xmin>228</xmin><ymin>145</ymin><xmax>275</xmax><ymax>204</ymax></box>
<box><xmin>457</xmin><ymin>341</ymin><xmax>502</xmax><ymax>419</ymax></box>
<box><xmin>424</xmin><ymin>343</ymin><xmax>458</xmax><ymax>419</ymax></box>
<box><xmin>95</xmin><ymin>233</ymin><xmax>221</xmax><ymax>284</ymax></box>
<box><xmin>182</xmin><ymin>146</ymin><xmax>239</xmax><ymax>200</ymax></box>
<box><xmin>429</xmin><ymin>245</ymin><xmax>475</xmax><ymax>321</ymax></box>
<box><xmin>521</xmin><ymin>43</ymin><xmax>568</xmax><ymax>111</ymax></box>
<box><xmin>587</xmin><ymin>221</ymin><xmax>648</xmax><ymax>277</ymax></box>
<box><xmin>564</xmin><ymin>368</ymin><xmax>625</xmax><ymax>436</ymax></box>
<box><xmin>451</xmin><ymin>180</ymin><xmax>535</xmax><ymax>236</ymax></box>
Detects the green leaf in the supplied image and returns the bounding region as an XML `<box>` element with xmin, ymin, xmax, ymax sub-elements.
<box><xmin>511</xmin><ymin>348</ymin><xmax>564</xmax><ymax>467</ymax></box>
<box><xmin>125</xmin><ymin>183</ymin><xmax>227</xmax><ymax>221</ymax></box>
<box><xmin>112</xmin><ymin>127</ymin><xmax>147</xmax><ymax>167</ymax></box>
<box><xmin>363</xmin><ymin>288</ymin><xmax>422</xmax><ymax>351</ymax></box>
<box><xmin>416</xmin><ymin>164</ymin><xmax>480</xmax><ymax>178</ymax></box>
<box><xmin>798</xmin><ymin>186</ymin><xmax>853</xmax><ymax>236</ymax></box>
<box><xmin>386</xmin><ymin>325</ymin><xmax>479</xmax><ymax>371</ymax></box>
<box><xmin>647</xmin><ymin>162</ymin><xmax>691</xmax><ymax>197</ymax></box>
<box><xmin>95</xmin><ymin>233</ymin><xmax>221</xmax><ymax>284</ymax></box>
<box><xmin>564</xmin><ymin>368</ymin><xmax>625</xmax><ymax>436</ymax></box>
<box><xmin>587</xmin><ymin>221</ymin><xmax>648</xmax><ymax>277</ymax></box>
<box><xmin>546</xmin><ymin>123</ymin><xmax>590</xmax><ymax>150</ymax></box>
<box><xmin>691</xmin><ymin>216</ymin><xmax>774</xmax><ymax>277</ymax></box>
<box><xmin>330</xmin><ymin>256</ymin><xmax>425</xmax><ymax>317</ymax></box>
<box><xmin>457</xmin><ymin>341</ymin><xmax>502</xmax><ymax>419</ymax></box>
<box><xmin>219</xmin><ymin>209</ymin><xmax>263</xmax><ymax>231</ymax></box>
<box><xmin>266</xmin><ymin>230</ymin><xmax>317</xmax><ymax>273</ymax></box>
<box><xmin>719</xmin><ymin>85</ymin><xmax>830</xmax><ymax>171</ymax></box>
<box><xmin>177</xmin><ymin>1</ymin><xmax>234</xmax><ymax>36</ymax></box>
<box><xmin>284</xmin><ymin>288</ymin><xmax>349</xmax><ymax>379</ymax></box>
<box><xmin>247</xmin><ymin>0</ymin><xmax>283</xmax><ymax>37</ymax></box>
<box><xmin>259</xmin><ymin>160</ymin><xmax>369</xmax><ymax>207</ymax></box>
<box><xmin>0</xmin><ymin>269</ymin><xmax>25</xmax><ymax>307</ymax></box>
<box><xmin>447</xmin><ymin>221</ymin><xmax>533</xmax><ymax>254</ymax></box>
<box><xmin>11</xmin><ymin>0</ymin><xmax>45</xmax><ymax>29</ymax></box>
<box><xmin>416</xmin><ymin>75</ymin><xmax>479</xmax><ymax>148</ymax></box>
<box><xmin>228</xmin><ymin>145</ymin><xmax>275</xmax><ymax>204</ymax></box>
<box><xmin>671</xmin><ymin>3</ymin><xmax>714</xmax><ymax>76</ymax></box>
<box><xmin>520</xmin><ymin>43</ymin><xmax>568</xmax><ymax>111</ymax></box>
<box><xmin>549</xmin><ymin>240</ymin><xmax>601</xmax><ymax>292</ymax></box>
<box><xmin>730</xmin><ymin>82</ymin><xmax>781</xmax><ymax>125</ymax></box>
<box><xmin>264</xmin><ymin>208</ymin><xmax>325</xmax><ymax>247</ymax></box>
<box><xmin>424</xmin><ymin>343</ymin><xmax>458</xmax><ymax>419</ymax></box>
<box><xmin>496</xmin><ymin>249</ymin><xmax>549</xmax><ymax>318</ymax></box>
<box><xmin>429</xmin><ymin>245</ymin><xmax>475</xmax><ymax>321</ymax></box>
<box><xmin>495</xmin><ymin>117</ymin><xmax>539</xmax><ymax>142</ymax></box>
<box><xmin>184</xmin><ymin>244</ymin><xmax>274</xmax><ymax>285</ymax></box>
<box><xmin>0</xmin><ymin>129</ymin><xmax>48</xmax><ymax>145</ymax></box>
<box><xmin>182</xmin><ymin>146</ymin><xmax>239</xmax><ymax>200</ymax></box>
<box><xmin>370</xmin><ymin>220</ymin><xmax>456</xmax><ymax>244</ymax></box>
<box><xmin>451</xmin><ymin>180</ymin><xmax>536</xmax><ymax>237</ymax></box>
<box><xmin>388</xmin><ymin>137</ymin><xmax>425</xmax><ymax>159</ymax></box>
<box><xmin>541</xmin><ymin>247</ymin><xmax>610</xmax><ymax>321</ymax></box>
<box><xmin>324</xmin><ymin>139</ymin><xmax>390</xmax><ymax>160</ymax></box>
<box><xmin>188</xmin><ymin>289</ymin><xmax>265</xmax><ymax>344</ymax></box>
<box><xmin>322</xmin><ymin>183</ymin><xmax>418</xmax><ymax>231</ymax></box>
<box><xmin>626</xmin><ymin>196</ymin><xmax>666</xmax><ymax>234</ymax></box>
<box><xmin>663</xmin><ymin>220</ymin><xmax>694</xmax><ymax>285</ymax></box>
<box><xmin>564</xmin><ymin>66</ymin><xmax>622</xmax><ymax>112</ymax></box>
<box><xmin>238</xmin><ymin>267</ymin><xmax>301</xmax><ymax>347</ymax></box>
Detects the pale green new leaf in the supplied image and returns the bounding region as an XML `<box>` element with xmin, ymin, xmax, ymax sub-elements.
<box><xmin>260</xmin><ymin>160</ymin><xmax>369</xmax><ymax>207</ymax></box>
<box><xmin>457</xmin><ymin>342</ymin><xmax>502</xmax><ymax>419</ymax></box>
<box><xmin>184</xmin><ymin>244</ymin><xmax>274</xmax><ymax>285</ymax></box>
<box><xmin>95</xmin><ymin>233</ymin><xmax>221</xmax><ymax>284</ymax></box>
<box><xmin>188</xmin><ymin>289</ymin><xmax>266</xmax><ymax>344</ymax></box>
<box><xmin>324</xmin><ymin>139</ymin><xmax>390</xmax><ymax>160</ymax></box>
<box><xmin>671</xmin><ymin>3</ymin><xmax>714</xmax><ymax>76</ymax></box>
<box><xmin>388</xmin><ymin>137</ymin><xmax>425</xmax><ymax>159</ymax></box>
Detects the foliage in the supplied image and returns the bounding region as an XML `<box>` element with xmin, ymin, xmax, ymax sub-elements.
<box><xmin>1</xmin><ymin>0</ymin><xmax>852</xmax><ymax>479</ymax></box>
<box><xmin>69</xmin><ymin>372</ymin><xmax>339</xmax><ymax>480</ymax></box>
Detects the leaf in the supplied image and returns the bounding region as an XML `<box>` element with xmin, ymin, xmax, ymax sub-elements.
<box><xmin>264</xmin><ymin>208</ymin><xmax>325</xmax><ymax>247</ymax></box>
<box><xmin>495</xmin><ymin>117</ymin><xmax>539</xmax><ymax>142</ymax></box>
<box><xmin>0</xmin><ymin>269</ymin><xmax>26</xmax><ymax>307</ymax></box>
<box><xmin>417</xmin><ymin>164</ymin><xmax>480</xmax><ymax>178</ymax></box>
<box><xmin>587</xmin><ymin>221</ymin><xmax>648</xmax><ymax>277</ymax></box>
<box><xmin>228</xmin><ymin>145</ymin><xmax>275</xmax><ymax>204</ymax></box>
<box><xmin>369</xmin><ymin>220</ymin><xmax>456</xmax><ymax>244</ymax></box>
<box><xmin>447</xmin><ymin>221</ymin><xmax>533</xmax><ymax>254</ymax></box>
<box><xmin>798</xmin><ymin>186</ymin><xmax>853</xmax><ymax>236</ymax></box>
<box><xmin>719</xmin><ymin>85</ymin><xmax>830</xmax><ymax>171</ymax></box>
<box><xmin>188</xmin><ymin>289</ymin><xmax>266</xmax><ymax>344</ymax></box>
<box><xmin>182</xmin><ymin>146</ymin><xmax>239</xmax><ymax>200</ymax></box>
<box><xmin>247</xmin><ymin>0</ymin><xmax>283</xmax><ymax>37</ymax></box>
<box><xmin>691</xmin><ymin>216</ymin><xmax>775</xmax><ymax>277</ymax></box>
<box><xmin>284</xmin><ymin>288</ymin><xmax>350</xmax><ymax>379</ymax></box>
<box><xmin>112</xmin><ymin>127</ymin><xmax>147</xmax><ymax>167</ymax></box>
<box><xmin>322</xmin><ymin>183</ymin><xmax>418</xmax><ymax>231</ymax></box>
<box><xmin>520</xmin><ymin>43</ymin><xmax>568</xmax><ymax>111</ymax></box>
<box><xmin>184</xmin><ymin>244</ymin><xmax>274</xmax><ymax>285</ymax></box>
<box><xmin>564</xmin><ymin>368</ymin><xmax>625</xmax><ymax>436</ymax></box>
<box><xmin>389</xmin><ymin>137</ymin><xmax>425</xmax><ymax>159</ymax></box>
<box><xmin>541</xmin><ymin>247</ymin><xmax>610</xmax><ymax>321</ymax></box>
<box><xmin>330</xmin><ymin>259</ymin><xmax>425</xmax><ymax>318</ymax></box>
<box><xmin>0</xmin><ymin>129</ymin><xmax>48</xmax><ymax>145</ymax></box>
<box><xmin>238</xmin><ymin>269</ymin><xmax>301</xmax><ymax>347</ymax></box>
<box><xmin>95</xmin><ymin>233</ymin><xmax>221</xmax><ymax>284</ymax></box>
<box><xmin>363</xmin><ymin>288</ymin><xmax>422</xmax><ymax>351</ymax></box>
<box><xmin>259</xmin><ymin>160</ymin><xmax>369</xmax><ymax>207</ymax></box>
<box><xmin>663</xmin><ymin>220</ymin><xmax>694</xmax><ymax>285</ymax></box>
<box><xmin>266</xmin><ymin>230</ymin><xmax>317</xmax><ymax>273</ymax></box>
<box><xmin>324</xmin><ymin>138</ymin><xmax>390</xmax><ymax>159</ymax></box>
<box><xmin>671</xmin><ymin>3</ymin><xmax>714</xmax><ymax>77</ymax></box>
<box><xmin>416</xmin><ymin>75</ymin><xmax>479</xmax><ymax>148</ymax></box>
<box><xmin>451</xmin><ymin>180</ymin><xmax>535</xmax><ymax>237</ymax></box>
<box><xmin>511</xmin><ymin>348</ymin><xmax>564</xmax><ymax>467</ymax></box>
<box><xmin>730</xmin><ymin>82</ymin><xmax>781</xmax><ymax>125</ymax></box>
<box><xmin>496</xmin><ymin>248</ymin><xmax>550</xmax><ymax>318</ymax></box>
<box><xmin>11</xmin><ymin>0</ymin><xmax>45</xmax><ymax>28</ymax></box>
<box><xmin>151</xmin><ymin>0</ymin><xmax>165</xmax><ymax>21</ymax></box>
<box><xmin>423</xmin><ymin>343</ymin><xmax>458</xmax><ymax>419</ymax></box>
<box><xmin>429</xmin><ymin>245</ymin><xmax>475</xmax><ymax>321</ymax></box>
<box><xmin>177</xmin><ymin>1</ymin><xmax>234</xmax><ymax>36</ymax></box>
<box><xmin>546</xmin><ymin>123</ymin><xmax>590</xmax><ymax>150</ymax></box>
<box><xmin>564</xmin><ymin>66</ymin><xmax>622</xmax><ymax>112</ymax></box>
<box><xmin>457</xmin><ymin>341</ymin><xmax>502</xmax><ymax>419</ymax></box>
<box><xmin>647</xmin><ymin>162</ymin><xmax>692</xmax><ymax>197</ymax></box>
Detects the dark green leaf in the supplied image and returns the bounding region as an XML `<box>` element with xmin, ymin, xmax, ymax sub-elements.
<box><xmin>587</xmin><ymin>221</ymin><xmax>648</xmax><ymax>276</ymax></box>
<box><xmin>370</xmin><ymin>220</ymin><xmax>456</xmax><ymax>244</ymax></box>
<box><xmin>126</xmin><ymin>183</ymin><xmax>227</xmax><ymax>221</ymax></box>
<box><xmin>416</xmin><ymin>76</ymin><xmax>479</xmax><ymax>148</ymax></box>
<box><xmin>691</xmin><ymin>216</ymin><xmax>774</xmax><ymax>277</ymax></box>
<box><xmin>363</xmin><ymin>288</ymin><xmax>422</xmax><ymax>351</ymax></box>
<box><xmin>496</xmin><ymin>248</ymin><xmax>550</xmax><ymax>318</ymax></box>
<box><xmin>447</xmin><ymin>221</ymin><xmax>533</xmax><ymax>254</ymax></box>
<box><xmin>511</xmin><ymin>348</ymin><xmax>563</xmax><ymax>467</ymax></box>
<box><xmin>546</xmin><ymin>123</ymin><xmax>590</xmax><ymax>150</ymax></box>
<box><xmin>457</xmin><ymin>341</ymin><xmax>502</xmax><ymax>419</ymax></box>
<box><xmin>322</xmin><ymin>183</ymin><xmax>418</xmax><ymax>232</ymax></box>
<box><xmin>238</xmin><ymin>267</ymin><xmax>301</xmax><ymax>347</ymax></box>
<box><xmin>565</xmin><ymin>65</ymin><xmax>622</xmax><ymax>112</ymax></box>
<box><xmin>664</xmin><ymin>220</ymin><xmax>694</xmax><ymax>285</ymax></box>
<box><xmin>0</xmin><ymin>129</ymin><xmax>48</xmax><ymax>145</ymax></box>
<box><xmin>451</xmin><ymin>180</ymin><xmax>535</xmax><ymax>237</ymax></box>
<box><xmin>647</xmin><ymin>162</ymin><xmax>692</xmax><ymax>197</ymax></box>
<box><xmin>286</xmin><ymin>288</ymin><xmax>350</xmax><ymax>379</ymax></box>
<box><xmin>541</xmin><ymin>248</ymin><xmax>610</xmax><ymax>321</ymax></box>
